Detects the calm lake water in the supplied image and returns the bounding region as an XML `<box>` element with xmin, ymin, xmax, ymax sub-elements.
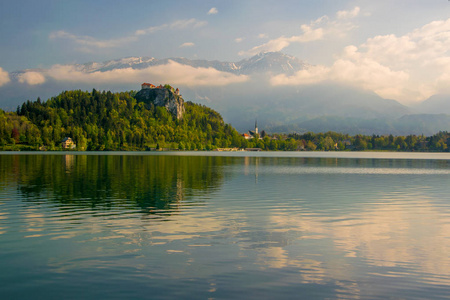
<box><xmin>1</xmin><ymin>151</ymin><xmax>450</xmax><ymax>299</ymax></box>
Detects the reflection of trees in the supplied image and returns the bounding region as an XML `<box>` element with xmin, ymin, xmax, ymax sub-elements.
<box><xmin>1</xmin><ymin>154</ymin><xmax>228</xmax><ymax>213</ymax></box>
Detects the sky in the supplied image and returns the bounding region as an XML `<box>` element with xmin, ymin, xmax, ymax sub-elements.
<box><xmin>1</xmin><ymin>0</ymin><xmax>450</xmax><ymax>104</ymax></box>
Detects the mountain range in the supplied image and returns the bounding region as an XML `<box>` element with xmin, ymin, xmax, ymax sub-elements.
<box><xmin>57</xmin><ymin>51</ymin><xmax>310</xmax><ymax>76</ymax></box>
<box><xmin>3</xmin><ymin>51</ymin><xmax>450</xmax><ymax>135</ymax></box>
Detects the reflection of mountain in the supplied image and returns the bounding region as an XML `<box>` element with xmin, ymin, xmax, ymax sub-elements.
<box><xmin>2</xmin><ymin>154</ymin><xmax>228</xmax><ymax>213</ymax></box>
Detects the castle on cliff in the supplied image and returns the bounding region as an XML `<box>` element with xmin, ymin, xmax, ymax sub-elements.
<box><xmin>136</xmin><ymin>82</ymin><xmax>185</xmax><ymax>120</ymax></box>
<box><xmin>141</xmin><ymin>83</ymin><xmax>180</xmax><ymax>95</ymax></box>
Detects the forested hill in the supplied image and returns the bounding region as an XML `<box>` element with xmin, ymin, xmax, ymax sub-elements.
<box><xmin>1</xmin><ymin>89</ymin><xmax>244</xmax><ymax>150</ymax></box>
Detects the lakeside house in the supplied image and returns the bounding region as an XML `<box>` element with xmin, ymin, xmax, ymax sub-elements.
<box><xmin>61</xmin><ymin>137</ymin><xmax>76</xmax><ymax>149</ymax></box>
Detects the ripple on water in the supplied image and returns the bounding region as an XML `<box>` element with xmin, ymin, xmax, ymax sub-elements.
<box><xmin>1</xmin><ymin>154</ymin><xmax>450</xmax><ymax>299</ymax></box>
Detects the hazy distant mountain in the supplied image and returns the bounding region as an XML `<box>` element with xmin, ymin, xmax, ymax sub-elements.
<box><xmin>413</xmin><ymin>94</ymin><xmax>450</xmax><ymax>115</ymax></box>
<box><xmin>267</xmin><ymin>114</ymin><xmax>450</xmax><ymax>136</ymax></box>
<box><xmin>187</xmin><ymin>82</ymin><xmax>412</xmax><ymax>132</ymax></box>
<box><xmin>3</xmin><ymin>51</ymin><xmax>450</xmax><ymax>135</ymax></box>
<box><xmin>232</xmin><ymin>52</ymin><xmax>309</xmax><ymax>75</ymax></box>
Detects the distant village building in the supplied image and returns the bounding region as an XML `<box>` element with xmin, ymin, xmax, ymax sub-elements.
<box><xmin>343</xmin><ymin>139</ymin><xmax>354</xmax><ymax>150</ymax></box>
<box><xmin>61</xmin><ymin>137</ymin><xmax>76</xmax><ymax>149</ymax></box>
<box><xmin>243</xmin><ymin>120</ymin><xmax>265</xmax><ymax>140</ymax></box>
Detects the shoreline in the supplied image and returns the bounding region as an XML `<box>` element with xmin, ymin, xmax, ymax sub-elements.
<box><xmin>1</xmin><ymin>150</ymin><xmax>450</xmax><ymax>160</ymax></box>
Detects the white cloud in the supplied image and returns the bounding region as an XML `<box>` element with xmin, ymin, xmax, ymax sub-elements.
<box><xmin>136</xmin><ymin>18</ymin><xmax>207</xmax><ymax>35</ymax></box>
<box><xmin>0</xmin><ymin>67</ymin><xmax>10</xmax><ymax>87</ymax></box>
<box><xmin>338</xmin><ymin>18</ymin><xmax>450</xmax><ymax>102</ymax></box>
<box><xmin>270</xmin><ymin>49</ymin><xmax>410</xmax><ymax>101</ymax></box>
<box><xmin>271</xmin><ymin>65</ymin><xmax>330</xmax><ymax>86</ymax></box>
<box><xmin>336</xmin><ymin>6</ymin><xmax>360</xmax><ymax>19</ymax></box>
<box><xmin>49</xmin><ymin>30</ymin><xmax>137</xmax><ymax>49</ymax></box>
<box><xmin>240</xmin><ymin>7</ymin><xmax>360</xmax><ymax>56</ymax></box>
<box><xmin>169</xmin><ymin>18</ymin><xmax>207</xmax><ymax>30</ymax></box>
<box><xmin>270</xmin><ymin>17</ymin><xmax>450</xmax><ymax>103</ymax></box>
<box><xmin>330</xmin><ymin>54</ymin><xmax>410</xmax><ymax>100</ymax></box>
<box><xmin>207</xmin><ymin>7</ymin><xmax>218</xmax><ymax>15</ymax></box>
<box><xmin>45</xmin><ymin>60</ymin><xmax>248</xmax><ymax>87</ymax></box>
<box><xmin>239</xmin><ymin>27</ymin><xmax>324</xmax><ymax>56</ymax></box>
<box><xmin>50</xmin><ymin>19</ymin><xmax>207</xmax><ymax>51</ymax></box>
<box><xmin>235</xmin><ymin>37</ymin><xmax>244</xmax><ymax>43</ymax></box>
<box><xmin>258</xmin><ymin>33</ymin><xmax>268</xmax><ymax>39</ymax></box>
<box><xmin>17</xmin><ymin>71</ymin><xmax>46</xmax><ymax>85</ymax></box>
<box><xmin>180</xmin><ymin>42</ymin><xmax>195</xmax><ymax>48</ymax></box>
<box><xmin>135</xmin><ymin>25</ymin><xmax>167</xmax><ymax>36</ymax></box>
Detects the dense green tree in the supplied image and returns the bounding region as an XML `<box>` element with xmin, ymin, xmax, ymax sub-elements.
<box><xmin>1</xmin><ymin>90</ymin><xmax>450</xmax><ymax>152</ymax></box>
<box><xmin>2</xmin><ymin>90</ymin><xmax>247</xmax><ymax>151</ymax></box>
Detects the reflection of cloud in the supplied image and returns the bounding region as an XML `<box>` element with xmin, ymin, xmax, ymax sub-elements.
<box><xmin>0</xmin><ymin>210</ymin><xmax>8</xmax><ymax>235</ymax></box>
<box><xmin>268</xmin><ymin>195</ymin><xmax>450</xmax><ymax>285</ymax></box>
<box><xmin>22</xmin><ymin>209</ymin><xmax>45</xmax><ymax>237</ymax></box>
<box><xmin>254</xmin><ymin>246</ymin><xmax>327</xmax><ymax>284</ymax></box>
<box><xmin>144</xmin><ymin>211</ymin><xmax>243</xmax><ymax>244</ymax></box>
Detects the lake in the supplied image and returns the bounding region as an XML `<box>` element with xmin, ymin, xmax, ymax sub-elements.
<box><xmin>1</xmin><ymin>151</ymin><xmax>450</xmax><ymax>299</ymax></box>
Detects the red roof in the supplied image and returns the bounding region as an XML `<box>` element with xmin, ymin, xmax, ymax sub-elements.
<box><xmin>142</xmin><ymin>83</ymin><xmax>156</xmax><ymax>88</ymax></box>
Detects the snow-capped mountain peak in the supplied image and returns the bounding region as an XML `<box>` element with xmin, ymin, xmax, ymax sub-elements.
<box><xmin>65</xmin><ymin>52</ymin><xmax>309</xmax><ymax>75</ymax></box>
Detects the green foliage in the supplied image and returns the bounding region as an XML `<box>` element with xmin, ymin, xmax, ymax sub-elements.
<box><xmin>1</xmin><ymin>154</ymin><xmax>229</xmax><ymax>210</ymax></box>
<box><xmin>286</xmin><ymin>131</ymin><xmax>450</xmax><ymax>152</ymax></box>
<box><xmin>1</xmin><ymin>89</ymin><xmax>450</xmax><ymax>152</ymax></box>
<box><xmin>163</xmin><ymin>84</ymin><xmax>174</xmax><ymax>91</ymax></box>
<box><xmin>1</xmin><ymin>90</ymin><xmax>246</xmax><ymax>151</ymax></box>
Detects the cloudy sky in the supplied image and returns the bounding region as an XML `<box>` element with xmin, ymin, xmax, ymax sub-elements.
<box><xmin>1</xmin><ymin>0</ymin><xmax>450</xmax><ymax>104</ymax></box>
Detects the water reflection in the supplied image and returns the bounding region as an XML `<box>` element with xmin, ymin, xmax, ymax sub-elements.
<box><xmin>221</xmin><ymin>156</ymin><xmax>450</xmax><ymax>298</ymax></box>
<box><xmin>0</xmin><ymin>154</ymin><xmax>229</xmax><ymax>213</ymax></box>
<box><xmin>1</xmin><ymin>154</ymin><xmax>450</xmax><ymax>299</ymax></box>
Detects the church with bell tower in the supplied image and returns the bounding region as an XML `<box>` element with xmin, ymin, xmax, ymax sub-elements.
<box><xmin>242</xmin><ymin>119</ymin><xmax>265</xmax><ymax>140</ymax></box>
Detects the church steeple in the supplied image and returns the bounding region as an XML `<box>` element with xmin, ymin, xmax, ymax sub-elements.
<box><xmin>255</xmin><ymin>119</ymin><xmax>258</xmax><ymax>134</ymax></box>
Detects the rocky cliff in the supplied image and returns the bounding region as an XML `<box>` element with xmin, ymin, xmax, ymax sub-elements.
<box><xmin>135</xmin><ymin>86</ymin><xmax>185</xmax><ymax>119</ymax></box>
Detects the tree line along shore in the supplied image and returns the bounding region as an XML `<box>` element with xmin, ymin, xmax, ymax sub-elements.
<box><xmin>0</xmin><ymin>89</ymin><xmax>449</xmax><ymax>152</ymax></box>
